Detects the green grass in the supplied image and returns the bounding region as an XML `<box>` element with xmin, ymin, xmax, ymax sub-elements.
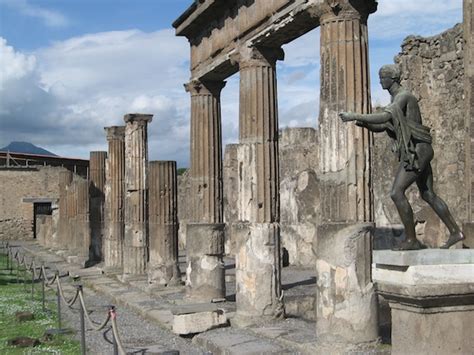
<box><xmin>0</xmin><ymin>254</ymin><xmax>81</xmax><ymax>354</ymax></box>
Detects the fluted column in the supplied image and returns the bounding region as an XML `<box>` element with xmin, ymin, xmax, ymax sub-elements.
<box><xmin>234</xmin><ymin>45</ymin><xmax>284</xmax><ymax>323</ymax></box>
<box><xmin>148</xmin><ymin>161</ymin><xmax>181</xmax><ymax>286</ymax></box>
<box><xmin>315</xmin><ymin>1</ymin><xmax>378</xmax><ymax>345</ymax></box>
<box><xmin>104</xmin><ymin>126</ymin><xmax>125</xmax><ymax>272</ymax></box>
<box><xmin>184</xmin><ymin>80</ymin><xmax>226</xmax><ymax>301</ymax></box>
<box><xmin>89</xmin><ymin>151</ymin><xmax>107</xmax><ymax>261</ymax></box>
<box><xmin>57</xmin><ymin>170</ymin><xmax>72</xmax><ymax>249</ymax></box>
<box><xmin>186</xmin><ymin>79</ymin><xmax>226</xmax><ymax>223</ymax></box>
<box><xmin>319</xmin><ymin>2</ymin><xmax>375</xmax><ymax>223</ymax></box>
<box><xmin>122</xmin><ymin>113</ymin><xmax>153</xmax><ymax>279</ymax></box>
<box><xmin>66</xmin><ymin>181</ymin><xmax>77</xmax><ymax>254</ymax></box>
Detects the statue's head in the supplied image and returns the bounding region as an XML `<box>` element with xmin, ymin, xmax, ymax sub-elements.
<box><xmin>378</xmin><ymin>64</ymin><xmax>401</xmax><ymax>90</ymax></box>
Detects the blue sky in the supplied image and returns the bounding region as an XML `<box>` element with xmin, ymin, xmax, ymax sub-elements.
<box><xmin>0</xmin><ymin>0</ymin><xmax>463</xmax><ymax>166</ymax></box>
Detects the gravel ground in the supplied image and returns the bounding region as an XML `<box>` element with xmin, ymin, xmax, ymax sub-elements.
<box><xmin>49</xmin><ymin>277</ymin><xmax>207</xmax><ymax>355</ymax></box>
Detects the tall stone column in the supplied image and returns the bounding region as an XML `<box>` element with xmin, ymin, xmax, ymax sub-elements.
<box><xmin>66</xmin><ymin>181</ymin><xmax>77</xmax><ymax>254</ymax></box>
<box><xmin>75</xmin><ymin>179</ymin><xmax>90</xmax><ymax>263</ymax></box>
<box><xmin>57</xmin><ymin>170</ymin><xmax>72</xmax><ymax>249</ymax></box>
<box><xmin>316</xmin><ymin>1</ymin><xmax>378</xmax><ymax>344</ymax></box>
<box><xmin>184</xmin><ymin>79</ymin><xmax>226</xmax><ymax>301</ymax></box>
<box><xmin>104</xmin><ymin>126</ymin><xmax>125</xmax><ymax>272</ymax></box>
<box><xmin>89</xmin><ymin>151</ymin><xmax>107</xmax><ymax>261</ymax></box>
<box><xmin>233</xmin><ymin>45</ymin><xmax>284</xmax><ymax>324</ymax></box>
<box><xmin>464</xmin><ymin>0</ymin><xmax>474</xmax><ymax>247</ymax></box>
<box><xmin>122</xmin><ymin>113</ymin><xmax>153</xmax><ymax>280</ymax></box>
<box><xmin>148</xmin><ymin>161</ymin><xmax>181</xmax><ymax>286</ymax></box>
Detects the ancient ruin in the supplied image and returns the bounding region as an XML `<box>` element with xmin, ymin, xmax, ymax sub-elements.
<box><xmin>1</xmin><ymin>0</ymin><xmax>473</xmax><ymax>353</ymax></box>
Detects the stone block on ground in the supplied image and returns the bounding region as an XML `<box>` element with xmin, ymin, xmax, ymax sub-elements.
<box><xmin>172</xmin><ymin>305</ymin><xmax>228</xmax><ymax>335</ymax></box>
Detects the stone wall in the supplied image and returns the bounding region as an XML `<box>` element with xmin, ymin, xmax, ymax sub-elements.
<box><xmin>0</xmin><ymin>166</ymin><xmax>67</xmax><ymax>240</ymax></box>
<box><xmin>373</xmin><ymin>24</ymin><xmax>467</xmax><ymax>247</ymax></box>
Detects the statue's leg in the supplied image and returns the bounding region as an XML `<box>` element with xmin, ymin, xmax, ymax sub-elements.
<box><xmin>390</xmin><ymin>164</ymin><xmax>421</xmax><ymax>250</ymax></box>
<box><xmin>416</xmin><ymin>164</ymin><xmax>465</xmax><ymax>248</ymax></box>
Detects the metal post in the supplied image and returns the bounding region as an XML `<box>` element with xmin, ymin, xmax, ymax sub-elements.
<box><xmin>31</xmin><ymin>268</ymin><xmax>35</xmax><ymax>301</ymax></box>
<box><xmin>56</xmin><ymin>272</ymin><xmax>62</xmax><ymax>329</ymax></box>
<box><xmin>110</xmin><ymin>306</ymin><xmax>118</xmax><ymax>355</ymax></box>
<box><xmin>41</xmin><ymin>273</ymin><xmax>46</xmax><ymax>312</ymax></box>
<box><xmin>77</xmin><ymin>285</ymin><xmax>86</xmax><ymax>355</ymax></box>
<box><xmin>16</xmin><ymin>259</ymin><xmax>19</xmax><ymax>284</ymax></box>
<box><xmin>6</xmin><ymin>248</ymin><xmax>9</xmax><ymax>271</ymax></box>
<box><xmin>23</xmin><ymin>262</ymin><xmax>27</xmax><ymax>291</ymax></box>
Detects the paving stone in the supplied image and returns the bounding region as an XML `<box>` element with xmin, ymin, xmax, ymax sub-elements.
<box><xmin>173</xmin><ymin>309</ymin><xmax>228</xmax><ymax>335</ymax></box>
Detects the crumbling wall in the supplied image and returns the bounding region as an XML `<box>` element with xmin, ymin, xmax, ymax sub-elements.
<box><xmin>0</xmin><ymin>166</ymin><xmax>67</xmax><ymax>240</ymax></box>
<box><xmin>373</xmin><ymin>24</ymin><xmax>467</xmax><ymax>247</ymax></box>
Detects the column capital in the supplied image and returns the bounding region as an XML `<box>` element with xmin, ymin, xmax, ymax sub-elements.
<box><xmin>231</xmin><ymin>45</ymin><xmax>284</xmax><ymax>69</ymax></box>
<box><xmin>124</xmin><ymin>113</ymin><xmax>153</xmax><ymax>125</ymax></box>
<box><xmin>184</xmin><ymin>79</ymin><xmax>226</xmax><ymax>97</ymax></box>
<box><xmin>104</xmin><ymin>126</ymin><xmax>125</xmax><ymax>141</ymax></box>
<box><xmin>317</xmin><ymin>0</ymin><xmax>378</xmax><ymax>23</ymax></box>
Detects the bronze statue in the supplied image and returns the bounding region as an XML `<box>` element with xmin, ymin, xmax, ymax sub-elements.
<box><xmin>340</xmin><ymin>64</ymin><xmax>465</xmax><ymax>250</ymax></box>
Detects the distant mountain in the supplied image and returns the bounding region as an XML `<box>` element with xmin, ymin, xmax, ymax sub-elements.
<box><xmin>0</xmin><ymin>142</ymin><xmax>57</xmax><ymax>157</ymax></box>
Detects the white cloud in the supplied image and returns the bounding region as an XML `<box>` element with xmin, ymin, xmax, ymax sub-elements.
<box><xmin>0</xmin><ymin>0</ymin><xmax>69</xmax><ymax>28</ymax></box>
<box><xmin>0</xmin><ymin>30</ymin><xmax>191</xmax><ymax>164</ymax></box>
<box><xmin>0</xmin><ymin>38</ymin><xmax>36</xmax><ymax>90</ymax></box>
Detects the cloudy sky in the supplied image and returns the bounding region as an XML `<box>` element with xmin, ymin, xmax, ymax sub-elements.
<box><xmin>0</xmin><ymin>0</ymin><xmax>463</xmax><ymax>166</ymax></box>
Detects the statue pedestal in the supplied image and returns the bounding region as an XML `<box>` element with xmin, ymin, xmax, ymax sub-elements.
<box><xmin>373</xmin><ymin>250</ymin><xmax>474</xmax><ymax>355</ymax></box>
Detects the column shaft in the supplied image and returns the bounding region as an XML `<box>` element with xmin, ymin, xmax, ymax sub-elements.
<box><xmin>75</xmin><ymin>179</ymin><xmax>90</xmax><ymax>258</ymax></box>
<box><xmin>319</xmin><ymin>10</ymin><xmax>372</xmax><ymax>222</ymax></box>
<box><xmin>235</xmin><ymin>46</ymin><xmax>283</xmax><ymax>323</ymax></box>
<box><xmin>148</xmin><ymin>161</ymin><xmax>181</xmax><ymax>286</ymax></box>
<box><xmin>89</xmin><ymin>151</ymin><xmax>107</xmax><ymax>261</ymax></box>
<box><xmin>104</xmin><ymin>126</ymin><xmax>125</xmax><ymax>271</ymax></box>
<box><xmin>57</xmin><ymin>170</ymin><xmax>72</xmax><ymax>249</ymax></box>
<box><xmin>123</xmin><ymin>113</ymin><xmax>153</xmax><ymax>278</ymax></box>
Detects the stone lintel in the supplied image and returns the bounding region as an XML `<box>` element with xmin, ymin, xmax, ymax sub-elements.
<box><xmin>104</xmin><ymin>126</ymin><xmax>125</xmax><ymax>140</ymax></box>
<box><xmin>373</xmin><ymin>249</ymin><xmax>474</xmax><ymax>266</ymax></box>
<box><xmin>124</xmin><ymin>113</ymin><xmax>153</xmax><ymax>124</ymax></box>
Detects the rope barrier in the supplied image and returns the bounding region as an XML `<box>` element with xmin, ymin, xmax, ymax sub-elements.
<box><xmin>2</xmin><ymin>244</ymin><xmax>128</xmax><ymax>354</ymax></box>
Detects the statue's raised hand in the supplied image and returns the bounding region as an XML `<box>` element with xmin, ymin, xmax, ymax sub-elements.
<box><xmin>339</xmin><ymin>112</ymin><xmax>357</xmax><ymax>122</ymax></box>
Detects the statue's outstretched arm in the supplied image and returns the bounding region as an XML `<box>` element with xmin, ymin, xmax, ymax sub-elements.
<box><xmin>339</xmin><ymin>111</ymin><xmax>391</xmax><ymax>124</ymax></box>
<box><xmin>356</xmin><ymin>121</ymin><xmax>387</xmax><ymax>132</ymax></box>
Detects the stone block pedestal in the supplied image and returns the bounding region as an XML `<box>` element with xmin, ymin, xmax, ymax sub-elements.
<box><xmin>186</xmin><ymin>223</ymin><xmax>225</xmax><ymax>302</ymax></box>
<box><xmin>315</xmin><ymin>222</ymin><xmax>378</xmax><ymax>344</ymax></box>
<box><xmin>373</xmin><ymin>249</ymin><xmax>474</xmax><ymax>355</ymax></box>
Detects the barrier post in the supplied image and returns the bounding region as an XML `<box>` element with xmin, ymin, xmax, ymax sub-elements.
<box><xmin>16</xmin><ymin>258</ymin><xmax>19</xmax><ymax>284</ymax></box>
<box><xmin>109</xmin><ymin>306</ymin><xmax>118</xmax><ymax>355</ymax></box>
<box><xmin>31</xmin><ymin>263</ymin><xmax>35</xmax><ymax>301</ymax></box>
<box><xmin>41</xmin><ymin>271</ymin><xmax>46</xmax><ymax>312</ymax></box>
<box><xmin>6</xmin><ymin>247</ymin><xmax>9</xmax><ymax>271</ymax></box>
<box><xmin>56</xmin><ymin>272</ymin><xmax>62</xmax><ymax>330</ymax></box>
<box><xmin>77</xmin><ymin>285</ymin><xmax>86</xmax><ymax>355</ymax></box>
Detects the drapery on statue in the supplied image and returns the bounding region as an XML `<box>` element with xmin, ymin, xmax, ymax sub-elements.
<box><xmin>340</xmin><ymin>64</ymin><xmax>465</xmax><ymax>250</ymax></box>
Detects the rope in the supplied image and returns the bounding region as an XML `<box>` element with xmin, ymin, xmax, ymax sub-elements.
<box><xmin>110</xmin><ymin>308</ymin><xmax>127</xmax><ymax>355</ymax></box>
<box><xmin>78</xmin><ymin>290</ymin><xmax>111</xmax><ymax>331</ymax></box>
<box><xmin>41</xmin><ymin>266</ymin><xmax>57</xmax><ymax>286</ymax></box>
<box><xmin>56</xmin><ymin>277</ymin><xmax>80</xmax><ymax>307</ymax></box>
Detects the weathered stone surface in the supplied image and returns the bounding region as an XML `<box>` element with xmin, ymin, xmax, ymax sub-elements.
<box><xmin>223</xmin><ymin>144</ymin><xmax>239</xmax><ymax>255</ymax></box>
<box><xmin>172</xmin><ymin>309</ymin><xmax>227</xmax><ymax>335</ymax></box>
<box><xmin>315</xmin><ymin>223</ymin><xmax>378</xmax><ymax>344</ymax></box>
<box><xmin>374</xmin><ymin>249</ymin><xmax>474</xmax><ymax>266</ymax></box>
<box><xmin>104</xmin><ymin>126</ymin><xmax>125</xmax><ymax>271</ymax></box>
<box><xmin>123</xmin><ymin>113</ymin><xmax>152</xmax><ymax>278</ymax></box>
<box><xmin>280</xmin><ymin>128</ymin><xmax>320</xmax><ymax>266</ymax></box>
<box><xmin>89</xmin><ymin>151</ymin><xmax>107</xmax><ymax>261</ymax></box>
<box><xmin>234</xmin><ymin>223</ymin><xmax>283</xmax><ymax>323</ymax></box>
<box><xmin>177</xmin><ymin>169</ymin><xmax>190</xmax><ymax>250</ymax></box>
<box><xmin>186</xmin><ymin>223</ymin><xmax>225</xmax><ymax>301</ymax></box>
<box><xmin>74</xmin><ymin>179</ymin><xmax>90</xmax><ymax>259</ymax></box>
<box><xmin>148</xmin><ymin>161</ymin><xmax>181</xmax><ymax>286</ymax></box>
<box><xmin>57</xmin><ymin>170</ymin><xmax>73</xmax><ymax>249</ymax></box>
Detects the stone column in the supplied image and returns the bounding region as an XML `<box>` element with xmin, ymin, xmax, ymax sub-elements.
<box><xmin>104</xmin><ymin>126</ymin><xmax>125</xmax><ymax>272</ymax></box>
<box><xmin>66</xmin><ymin>181</ymin><xmax>77</xmax><ymax>254</ymax></box>
<box><xmin>75</xmin><ymin>179</ymin><xmax>90</xmax><ymax>264</ymax></box>
<box><xmin>464</xmin><ymin>0</ymin><xmax>474</xmax><ymax>247</ymax></box>
<box><xmin>89</xmin><ymin>151</ymin><xmax>107</xmax><ymax>261</ymax></box>
<box><xmin>319</xmin><ymin>1</ymin><xmax>376</xmax><ymax>222</ymax></box>
<box><xmin>184</xmin><ymin>79</ymin><xmax>226</xmax><ymax>301</ymax></box>
<box><xmin>148</xmin><ymin>161</ymin><xmax>181</xmax><ymax>286</ymax></box>
<box><xmin>316</xmin><ymin>1</ymin><xmax>378</xmax><ymax>344</ymax></box>
<box><xmin>57</xmin><ymin>170</ymin><xmax>72</xmax><ymax>249</ymax></box>
<box><xmin>233</xmin><ymin>45</ymin><xmax>284</xmax><ymax>324</ymax></box>
<box><xmin>122</xmin><ymin>113</ymin><xmax>153</xmax><ymax>280</ymax></box>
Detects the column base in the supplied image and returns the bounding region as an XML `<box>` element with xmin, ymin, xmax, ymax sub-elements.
<box><xmin>315</xmin><ymin>222</ymin><xmax>378</xmax><ymax>345</ymax></box>
<box><xmin>185</xmin><ymin>223</ymin><xmax>225</xmax><ymax>302</ymax></box>
<box><xmin>235</xmin><ymin>222</ymin><xmax>284</xmax><ymax>321</ymax></box>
